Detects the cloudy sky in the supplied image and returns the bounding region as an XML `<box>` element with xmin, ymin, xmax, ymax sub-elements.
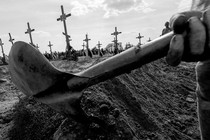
<box><xmin>0</xmin><ymin>0</ymin><xmax>190</xmax><ymax>56</ymax></box>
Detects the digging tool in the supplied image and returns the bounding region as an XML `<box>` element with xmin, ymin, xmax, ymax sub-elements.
<box><xmin>8</xmin><ymin>32</ymin><xmax>173</xmax><ymax>117</ymax></box>
<box><xmin>9</xmin><ymin>29</ymin><xmax>209</xmax><ymax>120</ymax></box>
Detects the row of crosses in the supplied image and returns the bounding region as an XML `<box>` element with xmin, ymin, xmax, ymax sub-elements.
<box><xmin>23</xmin><ymin>5</ymin><xmax>72</xmax><ymax>53</ymax></box>
<box><xmin>21</xmin><ymin>5</ymin><xmax>153</xmax><ymax>59</ymax></box>
<box><xmin>80</xmin><ymin>29</ymin><xmax>152</xmax><ymax>57</ymax></box>
<box><xmin>81</xmin><ymin>34</ymin><xmax>102</xmax><ymax>57</ymax></box>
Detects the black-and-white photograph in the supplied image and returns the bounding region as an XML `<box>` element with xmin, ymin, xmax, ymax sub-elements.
<box><xmin>0</xmin><ymin>0</ymin><xmax>210</xmax><ymax>139</ymax></box>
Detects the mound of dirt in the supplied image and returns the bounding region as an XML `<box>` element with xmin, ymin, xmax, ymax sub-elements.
<box><xmin>1</xmin><ymin>57</ymin><xmax>200</xmax><ymax>140</ymax></box>
<box><xmin>51</xmin><ymin>56</ymin><xmax>110</xmax><ymax>73</ymax></box>
<box><xmin>52</xmin><ymin>58</ymin><xmax>199</xmax><ymax>140</ymax></box>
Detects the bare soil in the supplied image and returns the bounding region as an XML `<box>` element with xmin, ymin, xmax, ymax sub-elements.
<box><xmin>0</xmin><ymin>56</ymin><xmax>200</xmax><ymax>140</ymax></box>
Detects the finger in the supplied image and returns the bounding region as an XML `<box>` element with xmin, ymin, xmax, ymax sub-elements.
<box><xmin>202</xmin><ymin>9</ymin><xmax>210</xmax><ymax>50</ymax></box>
<box><xmin>180</xmin><ymin>10</ymin><xmax>202</xmax><ymax>19</ymax></box>
<box><xmin>187</xmin><ymin>17</ymin><xmax>206</xmax><ymax>55</ymax></box>
<box><xmin>166</xmin><ymin>35</ymin><xmax>184</xmax><ymax>66</ymax></box>
<box><xmin>170</xmin><ymin>14</ymin><xmax>188</xmax><ymax>34</ymax></box>
<box><xmin>170</xmin><ymin>11</ymin><xmax>202</xmax><ymax>34</ymax></box>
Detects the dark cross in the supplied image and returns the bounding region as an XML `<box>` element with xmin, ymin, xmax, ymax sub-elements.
<box><xmin>82</xmin><ymin>42</ymin><xmax>86</xmax><ymax>56</ymax></box>
<box><xmin>147</xmin><ymin>37</ymin><xmax>151</xmax><ymax>42</ymax></box>
<box><xmin>0</xmin><ymin>39</ymin><xmax>5</xmax><ymax>59</ymax></box>
<box><xmin>136</xmin><ymin>33</ymin><xmax>144</xmax><ymax>45</ymax></box>
<box><xmin>57</xmin><ymin>5</ymin><xmax>71</xmax><ymax>52</ymax></box>
<box><xmin>48</xmin><ymin>41</ymin><xmax>53</xmax><ymax>58</ymax></box>
<box><xmin>111</xmin><ymin>27</ymin><xmax>121</xmax><ymax>54</ymax></box>
<box><xmin>83</xmin><ymin>34</ymin><xmax>91</xmax><ymax>50</ymax></box>
<box><xmin>97</xmin><ymin>41</ymin><xmax>102</xmax><ymax>50</ymax></box>
<box><xmin>83</xmin><ymin>34</ymin><xmax>92</xmax><ymax>58</ymax></box>
<box><xmin>8</xmin><ymin>33</ymin><xmax>15</xmax><ymax>45</ymax></box>
<box><xmin>25</xmin><ymin>22</ymin><xmax>35</xmax><ymax>46</ymax></box>
<box><xmin>97</xmin><ymin>41</ymin><xmax>102</xmax><ymax>56</ymax></box>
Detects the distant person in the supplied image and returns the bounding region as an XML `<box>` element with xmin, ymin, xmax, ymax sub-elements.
<box><xmin>161</xmin><ymin>21</ymin><xmax>171</xmax><ymax>35</ymax></box>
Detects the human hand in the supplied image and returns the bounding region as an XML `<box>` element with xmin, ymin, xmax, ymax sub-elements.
<box><xmin>167</xmin><ymin>9</ymin><xmax>210</xmax><ymax>100</ymax></box>
<box><xmin>166</xmin><ymin>10</ymin><xmax>209</xmax><ymax>66</ymax></box>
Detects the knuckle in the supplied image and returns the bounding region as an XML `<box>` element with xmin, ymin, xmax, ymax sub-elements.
<box><xmin>170</xmin><ymin>14</ymin><xmax>187</xmax><ymax>34</ymax></box>
<box><xmin>188</xmin><ymin>17</ymin><xmax>206</xmax><ymax>55</ymax></box>
<box><xmin>170</xmin><ymin>11</ymin><xmax>202</xmax><ymax>34</ymax></box>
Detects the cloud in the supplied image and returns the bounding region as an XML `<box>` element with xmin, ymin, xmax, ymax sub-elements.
<box><xmin>70</xmin><ymin>0</ymin><xmax>104</xmax><ymax>16</ymax></box>
<box><xmin>85</xmin><ymin>0</ymin><xmax>104</xmax><ymax>8</ymax></box>
<box><xmin>71</xmin><ymin>1</ymin><xmax>90</xmax><ymax>16</ymax></box>
<box><xmin>134</xmin><ymin>0</ymin><xmax>155</xmax><ymax>13</ymax></box>
<box><xmin>177</xmin><ymin>0</ymin><xmax>192</xmax><ymax>12</ymax></box>
<box><xmin>70</xmin><ymin>0</ymin><xmax>155</xmax><ymax>18</ymax></box>
<box><xmin>102</xmin><ymin>0</ymin><xmax>155</xmax><ymax>18</ymax></box>
<box><xmin>104</xmin><ymin>0</ymin><xmax>137</xmax><ymax>11</ymax></box>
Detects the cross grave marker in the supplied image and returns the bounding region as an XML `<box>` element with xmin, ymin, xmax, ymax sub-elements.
<box><xmin>25</xmin><ymin>22</ymin><xmax>35</xmax><ymax>46</ymax></box>
<box><xmin>8</xmin><ymin>33</ymin><xmax>15</xmax><ymax>45</ymax></box>
<box><xmin>136</xmin><ymin>33</ymin><xmax>144</xmax><ymax>45</ymax></box>
<box><xmin>111</xmin><ymin>27</ymin><xmax>121</xmax><ymax>54</ymax></box>
<box><xmin>48</xmin><ymin>41</ymin><xmax>53</xmax><ymax>58</ymax></box>
<box><xmin>97</xmin><ymin>41</ymin><xmax>102</xmax><ymax>56</ymax></box>
<box><xmin>83</xmin><ymin>34</ymin><xmax>92</xmax><ymax>58</ymax></box>
<box><xmin>57</xmin><ymin>5</ymin><xmax>72</xmax><ymax>52</ymax></box>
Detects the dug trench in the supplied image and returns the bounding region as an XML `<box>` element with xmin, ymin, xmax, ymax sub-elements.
<box><xmin>1</xmin><ymin>57</ymin><xmax>200</xmax><ymax>140</ymax></box>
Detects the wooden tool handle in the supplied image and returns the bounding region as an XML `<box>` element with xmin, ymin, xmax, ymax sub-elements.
<box><xmin>77</xmin><ymin>32</ymin><xmax>173</xmax><ymax>86</ymax></box>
